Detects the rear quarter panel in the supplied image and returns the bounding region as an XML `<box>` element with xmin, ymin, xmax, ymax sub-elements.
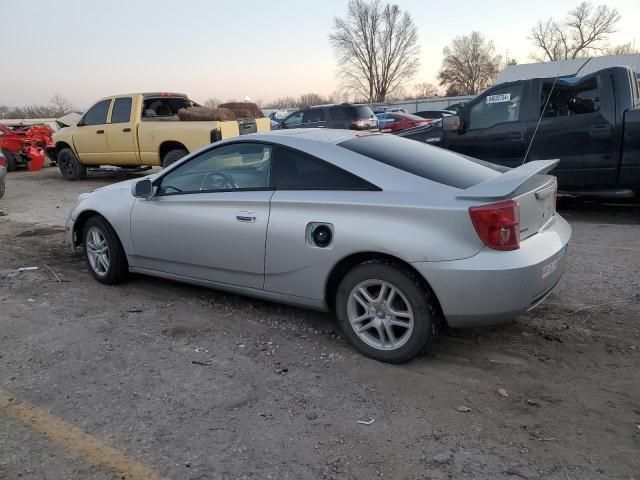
<box><xmin>264</xmin><ymin>190</ymin><xmax>483</xmax><ymax>301</ymax></box>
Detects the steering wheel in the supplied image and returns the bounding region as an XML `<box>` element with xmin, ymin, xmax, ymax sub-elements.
<box><xmin>200</xmin><ymin>171</ymin><xmax>237</xmax><ymax>191</ymax></box>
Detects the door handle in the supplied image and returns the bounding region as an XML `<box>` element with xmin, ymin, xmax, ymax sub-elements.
<box><xmin>507</xmin><ymin>131</ymin><xmax>524</xmax><ymax>142</ymax></box>
<box><xmin>236</xmin><ymin>211</ymin><xmax>256</xmax><ymax>223</ymax></box>
<box><xmin>589</xmin><ymin>124</ymin><xmax>611</xmax><ymax>137</ymax></box>
<box><xmin>96</xmin><ymin>129</ymin><xmax>105</xmax><ymax>134</ymax></box>
<box><xmin>122</xmin><ymin>127</ymin><xmax>131</xmax><ymax>132</ymax></box>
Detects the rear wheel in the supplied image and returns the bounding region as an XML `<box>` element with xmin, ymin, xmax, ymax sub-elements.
<box><xmin>2</xmin><ymin>151</ymin><xmax>17</xmax><ymax>172</ymax></box>
<box><xmin>335</xmin><ymin>261</ymin><xmax>436</xmax><ymax>363</ymax></box>
<box><xmin>82</xmin><ymin>216</ymin><xmax>128</xmax><ymax>285</ymax></box>
<box><xmin>162</xmin><ymin>149</ymin><xmax>188</xmax><ymax>168</ymax></box>
<box><xmin>58</xmin><ymin>148</ymin><xmax>87</xmax><ymax>180</ymax></box>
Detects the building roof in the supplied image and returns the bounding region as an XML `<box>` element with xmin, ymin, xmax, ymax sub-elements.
<box><xmin>496</xmin><ymin>53</ymin><xmax>640</xmax><ymax>84</ymax></box>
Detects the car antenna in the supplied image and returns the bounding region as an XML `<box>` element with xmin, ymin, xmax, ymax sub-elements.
<box><xmin>522</xmin><ymin>64</ymin><xmax>563</xmax><ymax>165</ymax></box>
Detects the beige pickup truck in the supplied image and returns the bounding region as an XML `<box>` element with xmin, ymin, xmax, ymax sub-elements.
<box><xmin>51</xmin><ymin>92</ymin><xmax>270</xmax><ymax>180</ymax></box>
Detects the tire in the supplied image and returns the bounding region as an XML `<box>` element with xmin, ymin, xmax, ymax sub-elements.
<box><xmin>82</xmin><ymin>216</ymin><xmax>128</xmax><ymax>285</ymax></box>
<box><xmin>335</xmin><ymin>261</ymin><xmax>436</xmax><ymax>363</ymax></box>
<box><xmin>0</xmin><ymin>179</ymin><xmax>5</xmax><ymax>198</ymax></box>
<box><xmin>2</xmin><ymin>151</ymin><xmax>17</xmax><ymax>172</ymax></box>
<box><xmin>162</xmin><ymin>149</ymin><xmax>188</xmax><ymax>169</ymax></box>
<box><xmin>58</xmin><ymin>148</ymin><xmax>87</xmax><ymax>180</ymax></box>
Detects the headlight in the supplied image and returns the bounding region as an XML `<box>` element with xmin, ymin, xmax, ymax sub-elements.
<box><xmin>78</xmin><ymin>192</ymin><xmax>91</xmax><ymax>201</ymax></box>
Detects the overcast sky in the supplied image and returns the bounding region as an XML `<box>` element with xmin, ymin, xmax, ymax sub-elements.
<box><xmin>1</xmin><ymin>0</ymin><xmax>638</xmax><ymax>109</ymax></box>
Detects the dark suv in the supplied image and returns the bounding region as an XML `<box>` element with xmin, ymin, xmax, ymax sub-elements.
<box><xmin>279</xmin><ymin>104</ymin><xmax>378</xmax><ymax>131</ymax></box>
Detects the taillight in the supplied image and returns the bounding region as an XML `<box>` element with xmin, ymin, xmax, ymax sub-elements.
<box><xmin>469</xmin><ymin>199</ymin><xmax>520</xmax><ymax>251</ymax></box>
<box><xmin>0</xmin><ymin>157</ymin><xmax>6</xmax><ymax>168</ymax></box>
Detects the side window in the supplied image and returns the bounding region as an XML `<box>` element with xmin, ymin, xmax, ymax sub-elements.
<box><xmin>302</xmin><ymin>109</ymin><xmax>325</xmax><ymax>124</ymax></box>
<box><xmin>159</xmin><ymin>143</ymin><xmax>272</xmax><ymax>194</ymax></box>
<box><xmin>329</xmin><ymin>107</ymin><xmax>350</xmax><ymax>120</ymax></box>
<box><xmin>110</xmin><ymin>97</ymin><xmax>132</xmax><ymax>123</ymax></box>
<box><xmin>541</xmin><ymin>78</ymin><xmax>600</xmax><ymax>117</ymax></box>
<box><xmin>272</xmin><ymin>147</ymin><xmax>375</xmax><ymax>190</ymax></box>
<box><xmin>82</xmin><ymin>100</ymin><xmax>111</xmax><ymax>126</ymax></box>
<box><xmin>283</xmin><ymin>111</ymin><xmax>303</xmax><ymax>127</ymax></box>
<box><xmin>468</xmin><ymin>85</ymin><xmax>523</xmax><ymax>130</ymax></box>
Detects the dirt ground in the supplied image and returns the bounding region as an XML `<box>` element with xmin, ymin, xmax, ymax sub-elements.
<box><xmin>1</xmin><ymin>167</ymin><xmax>639</xmax><ymax>480</ymax></box>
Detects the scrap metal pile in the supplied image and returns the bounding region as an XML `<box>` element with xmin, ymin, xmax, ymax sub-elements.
<box><xmin>0</xmin><ymin>123</ymin><xmax>54</xmax><ymax>172</ymax></box>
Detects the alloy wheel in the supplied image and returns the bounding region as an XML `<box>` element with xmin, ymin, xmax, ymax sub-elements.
<box><xmin>86</xmin><ymin>227</ymin><xmax>110</xmax><ymax>276</ymax></box>
<box><xmin>346</xmin><ymin>279</ymin><xmax>415</xmax><ymax>351</ymax></box>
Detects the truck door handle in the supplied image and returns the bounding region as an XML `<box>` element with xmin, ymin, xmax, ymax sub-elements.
<box><xmin>122</xmin><ymin>127</ymin><xmax>131</xmax><ymax>132</ymax></box>
<box><xmin>589</xmin><ymin>124</ymin><xmax>611</xmax><ymax>137</ymax></box>
<box><xmin>96</xmin><ymin>129</ymin><xmax>105</xmax><ymax>134</ymax></box>
<box><xmin>508</xmin><ymin>131</ymin><xmax>524</xmax><ymax>142</ymax></box>
<box><xmin>236</xmin><ymin>211</ymin><xmax>256</xmax><ymax>223</ymax></box>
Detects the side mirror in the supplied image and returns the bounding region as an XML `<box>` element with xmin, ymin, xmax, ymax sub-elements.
<box><xmin>442</xmin><ymin>115</ymin><xmax>462</xmax><ymax>132</ymax></box>
<box><xmin>132</xmin><ymin>179</ymin><xmax>154</xmax><ymax>199</ymax></box>
<box><xmin>76</xmin><ymin>121</ymin><xmax>85</xmax><ymax>127</ymax></box>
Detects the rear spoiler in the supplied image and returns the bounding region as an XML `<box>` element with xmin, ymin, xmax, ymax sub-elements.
<box><xmin>457</xmin><ymin>159</ymin><xmax>559</xmax><ymax>199</ymax></box>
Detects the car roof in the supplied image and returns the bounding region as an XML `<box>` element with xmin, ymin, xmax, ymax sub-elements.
<box><xmin>243</xmin><ymin>128</ymin><xmax>370</xmax><ymax>145</ymax></box>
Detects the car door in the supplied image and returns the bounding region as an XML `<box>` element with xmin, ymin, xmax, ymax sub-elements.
<box><xmin>73</xmin><ymin>99</ymin><xmax>112</xmax><ymax>164</ymax></box>
<box><xmin>130</xmin><ymin>142</ymin><xmax>274</xmax><ymax>289</ymax></box>
<box><xmin>105</xmin><ymin>96</ymin><xmax>140</xmax><ymax>165</ymax></box>
<box><xmin>445</xmin><ymin>83</ymin><xmax>528</xmax><ymax>168</ymax></box>
<box><xmin>281</xmin><ymin>111</ymin><xmax>304</xmax><ymax>129</ymax></box>
<box><xmin>264</xmin><ymin>146</ymin><xmax>377</xmax><ymax>301</ymax></box>
<box><xmin>526</xmin><ymin>73</ymin><xmax>618</xmax><ymax>188</ymax></box>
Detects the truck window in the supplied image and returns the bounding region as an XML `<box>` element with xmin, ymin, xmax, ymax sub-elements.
<box><xmin>468</xmin><ymin>85</ymin><xmax>523</xmax><ymax>130</ymax></box>
<box><xmin>83</xmin><ymin>100</ymin><xmax>111</xmax><ymax>126</ymax></box>
<box><xmin>141</xmin><ymin>97</ymin><xmax>189</xmax><ymax>119</ymax></box>
<box><xmin>541</xmin><ymin>78</ymin><xmax>600</xmax><ymax>117</ymax></box>
<box><xmin>111</xmin><ymin>98</ymin><xmax>132</xmax><ymax>123</ymax></box>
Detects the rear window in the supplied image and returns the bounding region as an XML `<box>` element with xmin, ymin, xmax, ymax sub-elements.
<box><xmin>339</xmin><ymin>135</ymin><xmax>502</xmax><ymax>189</ymax></box>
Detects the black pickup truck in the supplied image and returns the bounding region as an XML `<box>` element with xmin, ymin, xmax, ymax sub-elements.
<box><xmin>404</xmin><ymin>66</ymin><xmax>640</xmax><ymax>197</ymax></box>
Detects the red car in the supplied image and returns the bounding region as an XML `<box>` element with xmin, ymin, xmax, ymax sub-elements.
<box><xmin>376</xmin><ymin>112</ymin><xmax>432</xmax><ymax>133</ymax></box>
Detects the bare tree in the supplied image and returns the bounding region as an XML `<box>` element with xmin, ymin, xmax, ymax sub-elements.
<box><xmin>329</xmin><ymin>0</ymin><xmax>420</xmax><ymax>103</ymax></box>
<box><xmin>437</xmin><ymin>32</ymin><xmax>501</xmax><ymax>96</ymax></box>
<box><xmin>529</xmin><ymin>2</ymin><xmax>621</xmax><ymax>61</ymax></box>
<box><xmin>414</xmin><ymin>82</ymin><xmax>439</xmax><ymax>98</ymax></box>
<box><xmin>298</xmin><ymin>93</ymin><xmax>327</xmax><ymax>108</ymax></box>
<box><xmin>605</xmin><ymin>42</ymin><xmax>638</xmax><ymax>55</ymax></box>
<box><xmin>203</xmin><ymin>98</ymin><xmax>221</xmax><ymax>109</ymax></box>
<box><xmin>50</xmin><ymin>94</ymin><xmax>73</xmax><ymax>117</ymax></box>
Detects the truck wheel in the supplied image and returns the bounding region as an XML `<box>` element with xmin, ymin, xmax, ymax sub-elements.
<box><xmin>162</xmin><ymin>149</ymin><xmax>188</xmax><ymax>169</ymax></box>
<box><xmin>58</xmin><ymin>148</ymin><xmax>87</xmax><ymax>181</ymax></box>
<box><xmin>2</xmin><ymin>151</ymin><xmax>17</xmax><ymax>172</ymax></box>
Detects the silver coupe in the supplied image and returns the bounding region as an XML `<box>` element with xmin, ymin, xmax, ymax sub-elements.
<box><xmin>66</xmin><ymin>129</ymin><xmax>571</xmax><ymax>363</ymax></box>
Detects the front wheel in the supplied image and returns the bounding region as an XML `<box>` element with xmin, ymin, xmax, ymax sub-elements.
<box><xmin>335</xmin><ymin>261</ymin><xmax>436</xmax><ymax>363</ymax></box>
<box><xmin>83</xmin><ymin>216</ymin><xmax>128</xmax><ymax>285</ymax></box>
<box><xmin>58</xmin><ymin>148</ymin><xmax>87</xmax><ymax>180</ymax></box>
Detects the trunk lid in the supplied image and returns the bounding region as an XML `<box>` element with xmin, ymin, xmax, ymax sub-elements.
<box><xmin>458</xmin><ymin>159</ymin><xmax>559</xmax><ymax>240</ymax></box>
<box><xmin>514</xmin><ymin>177</ymin><xmax>557</xmax><ymax>240</ymax></box>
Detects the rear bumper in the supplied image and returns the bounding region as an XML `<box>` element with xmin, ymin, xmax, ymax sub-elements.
<box><xmin>412</xmin><ymin>214</ymin><xmax>572</xmax><ymax>327</ymax></box>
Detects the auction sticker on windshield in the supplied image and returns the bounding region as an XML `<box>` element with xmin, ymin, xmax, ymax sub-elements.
<box><xmin>486</xmin><ymin>93</ymin><xmax>511</xmax><ymax>104</ymax></box>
